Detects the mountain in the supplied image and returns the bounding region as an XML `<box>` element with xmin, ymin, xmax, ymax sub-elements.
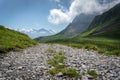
<box><xmin>35</xmin><ymin>14</ymin><xmax>96</xmax><ymax>42</ymax></box>
<box><xmin>80</xmin><ymin>3</ymin><xmax>120</xmax><ymax>39</ymax></box>
<box><xmin>61</xmin><ymin>0</ymin><xmax>120</xmax><ymax>37</ymax></box>
<box><xmin>0</xmin><ymin>25</ymin><xmax>37</xmax><ymax>53</ymax></box>
<box><xmin>35</xmin><ymin>0</ymin><xmax>119</xmax><ymax>42</ymax></box>
<box><xmin>70</xmin><ymin>3</ymin><xmax>120</xmax><ymax>55</ymax></box>
<box><xmin>57</xmin><ymin>14</ymin><xmax>95</xmax><ymax>37</ymax></box>
<box><xmin>16</xmin><ymin>28</ymin><xmax>56</xmax><ymax>39</ymax></box>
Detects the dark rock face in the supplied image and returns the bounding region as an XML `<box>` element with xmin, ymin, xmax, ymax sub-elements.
<box><xmin>57</xmin><ymin>14</ymin><xmax>95</xmax><ymax>37</ymax></box>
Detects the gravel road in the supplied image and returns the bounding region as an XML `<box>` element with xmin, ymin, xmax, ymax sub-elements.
<box><xmin>0</xmin><ymin>44</ymin><xmax>120</xmax><ymax>80</ymax></box>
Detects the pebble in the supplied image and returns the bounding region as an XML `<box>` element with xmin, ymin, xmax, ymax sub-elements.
<box><xmin>81</xmin><ymin>75</ymin><xmax>88</xmax><ymax>80</ymax></box>
<box><xmin>18</xmin><ymin>66</ymin><xmax>23</xmax><ymax>70</ymax></box>
<box><xmin>6</xmin><ymin>70</ymin><xmax>13</xmax><ymax>73</ymax></box>
<box><xmin>0</xmin><ymin>72</ymin><xmax>2</xmax><ymax>77</ymax></box>
<box><xmin>56</xmin><ymin>72</ymin><xmax>63</xmax><ymax>77</ymax></box>
<box><xmin>1</xmin><ymin>62</ymin><xmax>10</xmax><ymax>66</ymax></box>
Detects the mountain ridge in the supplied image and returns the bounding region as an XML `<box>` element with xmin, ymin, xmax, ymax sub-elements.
<box><xmin>56</xmin><ymin>14</ymin><xmax>95</xmax><ymax>37</ymax></box>
<box><xmin>79</xmin><ymin>3</ymin><xmax>120</xmax><ymax>38</ymax></box>
<box><xmin>35</xmin><ymin>13</ymin><xmax>96</xmax><ymax>42</ymax></box>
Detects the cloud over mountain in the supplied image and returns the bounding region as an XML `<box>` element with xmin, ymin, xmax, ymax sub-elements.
<box><xmin>48</xmin><ymin>0</ymin><xmax>120</xmax><ymax>25</ymax></box>
<box><xmin>15</xmin><ymin>28</ymin><xmax>56</xmax><ymax>38</ymax></box>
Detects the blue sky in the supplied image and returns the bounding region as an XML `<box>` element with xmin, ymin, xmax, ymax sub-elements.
<box><xmin>0</xmin><ymin>0</ymin><xmax>70</xmax><ymax>32</ymax></box>
<box><xmin>0</xmin><ymin>0</ymin><xmax>119</xmax><ymax>33</ymax></box>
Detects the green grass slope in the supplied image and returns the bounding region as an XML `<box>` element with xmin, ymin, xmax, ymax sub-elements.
<box><xmin>0</xmin><ymin>25</ymin><xmax>37</xmax><ymax>53</ymax></box>
<box><xmin>35</xmin><ymin>34</ymin><xmax>68</xmax><ymax>43</ymax></box>
<box><xmin>43</xmin><ymin>36</ymin><xmax>120</xmax><ymax>56</ymax></box>
<box><xmin>80</xmin><ymin>3</ymin><xmax>120</xmax><ymax>37</ymax></box>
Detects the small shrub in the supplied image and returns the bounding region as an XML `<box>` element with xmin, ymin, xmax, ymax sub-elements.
<box><xmin>68</xmin><ymin>44</ymin><xmax>83</xmax><ymax>48</ymax></box>
<box><xmin>106</xmin><ymin>50</ymin><xmax>120</xmax><ymax>56</ymax></box>
<box><xmin>98</xmin><ymin>48</ymin><xmax>106</xmax><ymax>54</ymax></box>
<box><xmin>87</xmin><ymin>70</ymin><xmax>97</xmax><ymax>79</ymax></box>
<box><xmin>46</xmin><ymin>49</ymin><xmax>56</xmax><ymax>53</ymax></box>
<box><xmin>63</xmin><ymin>68</ymin><xmax>79</xmax><ymax>77</ymax></box>
<box><xmin>84</xmin><ymin>44</ymin><xmax>98</xmax><ymax>51</ymax></box>
<box><xmin>47</xmin><ymin>52</ymin><xmax>66</xmax><ymax>67</ymax></box>
<box><xmin>47</xmin><ymin>51</ymin><xmax>79</xmax><ymax>77</ymax></box>
<box><xmin>48</xmin><ymin>68</ymin><xmax>60</xmax><ymax>75</ymax></box>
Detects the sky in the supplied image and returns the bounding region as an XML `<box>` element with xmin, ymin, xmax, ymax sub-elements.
<box><xmin>0</xmin><ymin>0</ymin><xmax>70</xmax><ymax>32</ymax></box>
<box><xmin>0</xmin><ymin>0</ymin><xmax>120</xmax><ymax>33</ymax></box>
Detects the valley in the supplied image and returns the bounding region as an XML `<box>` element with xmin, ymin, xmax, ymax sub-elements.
<box><xmin>35</xmin><ymin>3</ymin><xmax>120</xmax><ymax>56</ymax></box>
<box><xmin>0</xmin><ymin>1</ymin><xmax>120</xmax><ymax>80</ymax></box>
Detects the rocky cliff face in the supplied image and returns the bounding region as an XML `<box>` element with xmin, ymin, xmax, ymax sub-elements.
<box><xmin>57</xmin><ymin>14</ymin><xmax>95</xmax><ymax>37</ymax></box>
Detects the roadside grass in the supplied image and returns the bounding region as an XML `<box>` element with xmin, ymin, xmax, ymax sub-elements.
<box><xmin>70</xmin><ymin>37</ymin><xmax>120</xmax><ymax>56</ymax></box>
<box><xmin>87</xmin><ymin>70</ymin><xmax>97</xmax><ymax>79</ymax></box>
<box><xmin>47</xmin><ymin>52</ymin><xmax>66</xmax><ymax>67</ymax></box>
<box><xmin>47</xmin><ymin>51</ymin><xmax>79</xmax><ymax>77</ymax></box>
<box><xmin>63</xmin><ymin>68</ymin><xmax>80</xmax><ymax>77</ymax></box>
<box><xmin>44</xmin><ymin>37</ymin><xmax>120</xmax><ymax>56</ymax></box>
<box><xmin>46</xmin><ymin>49</ymin><xmax>56</xmax><ymax>53</ymax></box>
<box><xmin>0</xmin><ymin>25</ymin><xmax>37</xmax><ymax>53</ymax></box>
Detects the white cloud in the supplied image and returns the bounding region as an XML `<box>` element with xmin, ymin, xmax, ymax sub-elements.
<box><xmin>16</xmin><ymin>28</ymin><xmax>34</xmax><ymax>33</ymax></box>
<box><xmin>48</xmin><ymin>0</ymin><xmax>120</xmax><ymax>25</ymax></box>
<box><xmin>15</xmin><ymin>28</ymin><xmax>56</xmax><ymax>34</ymax></box>
<box><xmin>48</xmin><ymin>9</ymin><xmax>70</xmax><ymax>24</ymax></box>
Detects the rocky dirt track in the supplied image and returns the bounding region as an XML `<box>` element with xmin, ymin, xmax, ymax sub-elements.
<box><xmin>0</xmin><ymin>44</ymin><xmax>120</xmax><ymax>80</ymax></box>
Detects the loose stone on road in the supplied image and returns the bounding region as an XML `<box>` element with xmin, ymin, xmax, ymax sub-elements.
<box><xmin>0</xmin><ymin>44</ymin><xmax>120</xmax><ymax>80</ymax></box>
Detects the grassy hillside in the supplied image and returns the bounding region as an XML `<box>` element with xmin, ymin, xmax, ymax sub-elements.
<box><xmin>43</xmin><ymin>36</ymin><xmax>120</xmax><ymax>56</ymax></box>
<box><xmin>82</xmin><ymin>3</ymin><xmax>120</xmax><ymax>36</ymax></box>
<box><xmin>35</xmin><ymin>35</ymin><xmax>68</xmax><ymax>43</ymax></box>
<box><xmin>0</xmin><ymin>25</ymin><xmax>37</xmax><ymax>53</ymax></box>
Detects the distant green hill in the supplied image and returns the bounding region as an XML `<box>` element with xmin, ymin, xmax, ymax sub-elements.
<box><xmin>0</xmin><ymin>25</ymin><xmax>37</xmax><ymax>53</ymax></box>
<box><xmin>35</xmin><ymin>35</ymin><xmax>67</xmax><ymax>43</ymax></box>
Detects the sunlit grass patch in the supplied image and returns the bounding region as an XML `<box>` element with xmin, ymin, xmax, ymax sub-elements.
<box><xmin>47</xmin><ymin>51</ymin><xmax>79</xmax><ymax>77</ymax></box>
<box><xmin>87</xmin><ymin>70</ymin><xmax>97</xmax><ymax>79</ymax></box>
<box><xmin>46</xmin><ymin>49</ymin><xmax>56</xmax><ymax>53</ymax></box>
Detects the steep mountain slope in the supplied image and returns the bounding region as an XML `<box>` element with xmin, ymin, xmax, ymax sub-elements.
<box><xmin>80</xmin><ymin>3</ymin><xmax>120</xmax><ymax>38</ymax></box>
<box><xmin>57</xmin><ymin>14</ymin><xmax>95</xmax><ymax>37</ymax></box>
<box><xmin>0</xmin><ymin>25</ymin><xmax>37</xmax><ymax>53</ymax></box>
